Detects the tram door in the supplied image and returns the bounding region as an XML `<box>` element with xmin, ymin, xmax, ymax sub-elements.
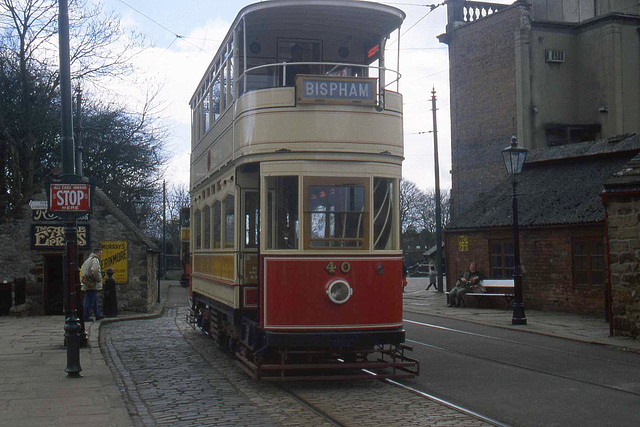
<box><xmin>237</xmin><ymin>165</ymin><xmax>260</xmax><ymax>308</ymax></box>
<box><xmin>240</xmin><ymin>189</ymin><xmax>259</xmax><ymax>286</ymax></box>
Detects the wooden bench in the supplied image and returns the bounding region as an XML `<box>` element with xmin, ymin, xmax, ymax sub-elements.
<box><xmin>446</xmin><ymin>279</ymin><xmax>515</xmax><ymax>308</ymax></box>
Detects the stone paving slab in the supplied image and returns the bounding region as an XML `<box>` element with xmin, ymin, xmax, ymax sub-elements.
<box><xmin>0</xmin><ymin>314</ymin><xmax>133</xmax><ymax>427</ymax></box>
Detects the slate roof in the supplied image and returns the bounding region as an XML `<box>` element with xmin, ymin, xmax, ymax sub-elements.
<box><xmin>447</xmin><ymin>134</ymin><xmax>640</xmax><ymax>231</ymax></box>
<box><xmin>603</xmin><ymin>152</ymin><xmax>640</xmax><ymax>192</ymax></box>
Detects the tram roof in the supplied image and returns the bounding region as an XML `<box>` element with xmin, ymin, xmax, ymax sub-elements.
<box><xmin>237</xmin><ymin>0</ymin><xmax>406</xmax><ymax>36</ymax></box>
<box><xmin>190</xmin><ymin>0</ymin><xmax>405</xmax><ymax>104</ymax></box>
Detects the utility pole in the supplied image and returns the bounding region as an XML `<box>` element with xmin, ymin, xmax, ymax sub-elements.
<box><xmin>431</xmin><ymin>88</ymin><xmax>444</xmax><ymax>293</ymax></box>
<box><xmin>163</xmin><ymin>180</ymin><xmax>167</xmax><ymax>279</ymax></box>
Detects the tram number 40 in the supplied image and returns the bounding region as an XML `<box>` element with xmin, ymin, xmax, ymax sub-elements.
<box><xmin>325</xmin><ymin>261</ymin><xmax>351</xmax><ymax>275</ymax></box>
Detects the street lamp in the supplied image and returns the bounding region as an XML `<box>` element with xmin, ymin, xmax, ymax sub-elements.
<box><xmin>502</xmin><ymin>135</ymin><xmax>527</xmax><ymax>325</ymax></box>
<box><xmin>132</xmin><ymin>195</ymin><xmax>144</xmax><ymax>219</ymax></box>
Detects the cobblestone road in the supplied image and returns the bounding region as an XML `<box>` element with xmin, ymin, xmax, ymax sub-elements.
<box><xmin>101</xmin><ymin>286</ymin><xmax>488</xmax><ymax>426</ymax></box>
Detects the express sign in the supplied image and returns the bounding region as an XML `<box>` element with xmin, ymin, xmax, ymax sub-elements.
<box><xmin>49</xmin><ymin>183</ymin><xmax>91</xmax><ymax>212</ymax></box>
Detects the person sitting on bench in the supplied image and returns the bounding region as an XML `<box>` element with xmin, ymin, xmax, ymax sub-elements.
<box><xmin>448</xmin><ymin>262</ymin><xmax>482</xmax><ymax>307</ymax></box>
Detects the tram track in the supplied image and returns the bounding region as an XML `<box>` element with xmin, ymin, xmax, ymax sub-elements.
<box><xmin>370</xmin><ymin>373</ymin><xmax>510</xmax><ymax>427</ymax></box>
<box><xmin>275</xmin><ymin>385</ymin><xmax>347</xmax><ymax>427</ymax></box>
<box><xmin>404</xmin><ymin>318</ymin><xmax>640</xmax><ymax>398</ymax></box>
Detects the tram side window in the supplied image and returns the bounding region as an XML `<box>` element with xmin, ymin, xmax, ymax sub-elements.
<box><xmin>306</xmin><ymin>179</ymin><xmax>367</xmax><ymax>249</ymax></box>
<box><xmin>203</xmin><ymin>205</ymin><xmax>211</xmax><ymax>249</ymax></box>
<box><xmin>224</xmin><ymin>196</ymin><xmax>235</xmax><ymax>248</ymax></box>
<box><xmin>213</xmin><ymin>201</ymin><xmax>221</xmax><ymax>248</ymax></box>
<box><xmin>212</xmin><ymin>76</ymin><xmax>221</xmax><ymax>122</ymax></box>
<box><xmin>194</xmin><ymin>209</ymin><xmax>202</xmax><ymax>250</ymax></box>
<box><xmin>373</xmin><ymin>178</ymin><xmax>397</xmax><ymax>250</ymax></box>
<box><xmin>203</xmin><ymin>93</ymin><xmax>211</xmax><ymax>133</ymax></box>
<box><xmin>266</xmin><ymin>176</ymin><xmax>299</xmax><ymax>250</ymax></box>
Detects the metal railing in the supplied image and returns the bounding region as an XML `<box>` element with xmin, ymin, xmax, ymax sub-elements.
<box><xmin>239</xmin><ymin>61</ymin><xmax>401</xmax><ymax>108</ymax></box>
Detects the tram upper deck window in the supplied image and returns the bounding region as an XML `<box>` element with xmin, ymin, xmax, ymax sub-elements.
<box><xmin>305</xmin><ymin>178</ymin><xmax>368</xmax><ymax>249</ymax></box>
<box><xmin>266</xmin><ymin>176</ymin><xmax>299</xmax><ymax>250</ymax></box>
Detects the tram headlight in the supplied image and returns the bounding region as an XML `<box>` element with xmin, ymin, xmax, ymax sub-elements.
<box><xmin>326</xmin><ymin>280</ymin><xmax>352</xmax><ymax>304</ymax></box>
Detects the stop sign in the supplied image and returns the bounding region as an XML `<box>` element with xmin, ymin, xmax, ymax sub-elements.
<box><xmin>49</xmin><ymin>183</ymin><xmax>91</xmax><ymax>212</ymax></box>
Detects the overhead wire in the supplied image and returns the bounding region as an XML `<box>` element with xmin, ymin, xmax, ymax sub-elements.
<box><xmin>114</xmin><ymin>0</ymin><xmax>213</xmax><ymax>54</ymax></box>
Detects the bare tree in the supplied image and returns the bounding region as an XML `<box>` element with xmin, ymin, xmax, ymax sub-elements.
<box><xmin>400</xmin><ymin>178</ymin><xmax>423</xmax><ymax>232</ymax></box>
<box><xmin>0</xmin><ymin>0</ymin><xmax>146</xmax><ymax>217</ymax></box>
<box><xmin>416</xmin><ymin>188</ymin><xmax>451</xmax><ymax>235</ymax></box>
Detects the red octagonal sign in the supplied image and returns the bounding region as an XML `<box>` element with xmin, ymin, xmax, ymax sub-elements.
<box><xmin>49</xmin><ymin>183</ymin><xmax>91</xmax><ymax>212</ymax></box>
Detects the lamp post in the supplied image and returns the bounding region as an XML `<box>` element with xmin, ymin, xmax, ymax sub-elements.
<box><xmin>502</xmin><ymin>135</ymin><xmax>527</xmax><ymax>325</ymax></box>
<box><xmin>132</xmin><ymin>195</ymin><xmax>144</xmax><ymax>220</ymax></box>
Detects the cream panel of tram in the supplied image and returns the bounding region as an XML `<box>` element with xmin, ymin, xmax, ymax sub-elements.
<box><xmin>233</xmin><ymin>90</ymin><xmax>403</xmax><ymax>158</ymax></box>
<box><xmin>191</xmin><ymin>110</ymin><xmax>234</xmax><ymax>189</ymax></box>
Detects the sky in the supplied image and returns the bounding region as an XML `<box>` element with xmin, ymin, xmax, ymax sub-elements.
<box><xmin>88</xmin><ymin>0</ymin><xmax>490</xmax><ymax>192</ymax></box>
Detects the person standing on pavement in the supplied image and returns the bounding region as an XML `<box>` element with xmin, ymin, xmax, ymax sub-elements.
<box><xmin>427</xmin><ymin>265</ymin><xmax>438</xmax><ymax>291</ymax></box>
<box><xmin>402</xmin><ymin>258</ymin><xmax>408</xmax><ymax>292</ymax></box>
<box><xmin>448</xmin><ymin>262</ymin><xmax>481</xmax><ymax>307</ymax></box>
<box><xmin>81</xmin><ymin>246</ymin><xmax>104</xmax><ymax>321</ymax></box>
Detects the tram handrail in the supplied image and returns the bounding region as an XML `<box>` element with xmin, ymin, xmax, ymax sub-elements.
<box><xmin>239</xmin><ymin>61</ymin><xmax>401</xmax><ymax>108</ymax></box>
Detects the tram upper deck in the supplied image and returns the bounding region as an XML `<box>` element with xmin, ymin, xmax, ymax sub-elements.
<box><xmin>189</xmin><ymin>0</ymin><xmax>406</xmax><ymax>189</ymax></box>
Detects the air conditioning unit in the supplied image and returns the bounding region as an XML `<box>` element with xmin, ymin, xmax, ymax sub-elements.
<box><xmin>545</xmin><ymin>49</ymin><xmax>565</xmax><ymax>63</ymax></box>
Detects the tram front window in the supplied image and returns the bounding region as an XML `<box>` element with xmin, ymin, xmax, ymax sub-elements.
<box><xmin>266</xmin><ymin>176</ymin><xmax>299</xmax><ymax>250</ymax></box>
<box><xmin>373</xmin><ymin>178</ymin><xmax>397</xmax><ymax>250</ymax></box>
<box><xmin>305</xmin><ymin>178</ymin><xmax>368</xmax><ymax>249</ymax></box>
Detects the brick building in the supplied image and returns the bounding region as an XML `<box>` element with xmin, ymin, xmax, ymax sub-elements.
<box><xmin>445</xmin><ymin>136</ymin><xmax>640</xmax><ymax>315</ymax></box>
<box><xmin>439</xmin><ymin>0</ymin><xmax>640</xmax><ymax>327</ymax></box>
<box><xmin>439</xmin><ymin>0</ymin><xmax>640</xmax><ymax>215</ymax></box>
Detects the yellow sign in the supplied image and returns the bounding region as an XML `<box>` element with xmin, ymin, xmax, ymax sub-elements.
<box><xmin>458</xmin><ymin>235</ymin><xmax>469</xmax><ymax>252</ymax></box>
<box><xmin>101</xmin><ymin>240</ymin><xmax>128</xmax><ymax>283</ymax></box>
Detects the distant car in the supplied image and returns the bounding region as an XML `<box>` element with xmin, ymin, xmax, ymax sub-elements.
<box><xmin>408</xmin><ymin>263</ymin><xmax>430</xmax><ymax>277</ymax></box>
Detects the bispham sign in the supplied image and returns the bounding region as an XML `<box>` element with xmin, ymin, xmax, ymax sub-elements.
<box><xmin>49</xmin><ymin>183</ymin><xmax>91</xmax><ymax>213</ymax></box>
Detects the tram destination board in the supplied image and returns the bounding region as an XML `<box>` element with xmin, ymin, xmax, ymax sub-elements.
<box><xmin>49</xmin><ymin>183</ymin><xmax>91</xmax><ymax>213</ymax></box>
<box><xmin>296</xmin><ymin>75</ymin><xmax>376</xmax><ymax>106</ymax></box>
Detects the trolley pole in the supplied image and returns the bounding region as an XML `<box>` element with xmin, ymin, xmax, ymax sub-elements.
<box><xmin>58</xmin><ymin>0</ymin><xmax>82</xmax><ymax>377</ymax></box>
<box><xmin>431</xmin><ymin>88</ymin><xmax>444</xmax><ymax>293</ymax></box>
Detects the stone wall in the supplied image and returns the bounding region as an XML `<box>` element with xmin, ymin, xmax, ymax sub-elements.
<box><xmin>605</xmin><ymin>196</ymin><xmax>640</xmax><ymax>337</ymax></box>
<box><xmin>445</xmin><ymin>223</ymin><xmax>607</xmax><ymax>314</ymax></box>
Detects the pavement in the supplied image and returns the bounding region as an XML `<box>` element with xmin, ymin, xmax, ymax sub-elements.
<box><xmin>0</xmin><ymin>278</ymin><xmax>638</xmax><ymax>426</ymax></box>
<box><xmin>403</xmin><ymin>277</ymin><xmax>640</xmax><ymax>353</ymax></box>
<box><xmin>0</xmin><ymin>280</ymin><xmax>176</xmax><ymax>427</ymax></box>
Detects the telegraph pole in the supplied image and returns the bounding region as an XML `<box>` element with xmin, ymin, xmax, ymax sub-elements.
<box><xmin>431</xmin><ymin>88</ymin><xmax>444</xmax><ymax>292</ymax></box>
<box><xmin>163</xmin><ymin>180</ymin><xmax>167</xmax><ymax>279</ymax></box>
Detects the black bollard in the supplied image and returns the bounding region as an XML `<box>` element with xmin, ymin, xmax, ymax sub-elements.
<box><xmin>103</xmin><ymin>268</ymin><xmax>117</xmax><ymax>317</ymax></box>
<box><xmin>64</xmin><ymin>312</ymin><xmax>82</xmax><ymax>377</ymax></box>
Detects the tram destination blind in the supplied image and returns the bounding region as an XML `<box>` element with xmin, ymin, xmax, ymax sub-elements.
<box><xmin>297</xmin><ymin>76</ymin><xmax>376</xmax><ymax>106</ymax></box>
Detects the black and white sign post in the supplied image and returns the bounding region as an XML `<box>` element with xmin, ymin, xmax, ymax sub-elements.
<box><xmin>55</xmin><ymin>0</ymin><xmax>91</xmax><ymax>377</ymax></box>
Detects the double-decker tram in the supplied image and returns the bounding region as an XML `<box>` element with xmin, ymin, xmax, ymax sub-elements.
<box><xmin>188</xmin><ymin>0</ymin><xmax>418</xmax><ymax>380</ymax></box>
